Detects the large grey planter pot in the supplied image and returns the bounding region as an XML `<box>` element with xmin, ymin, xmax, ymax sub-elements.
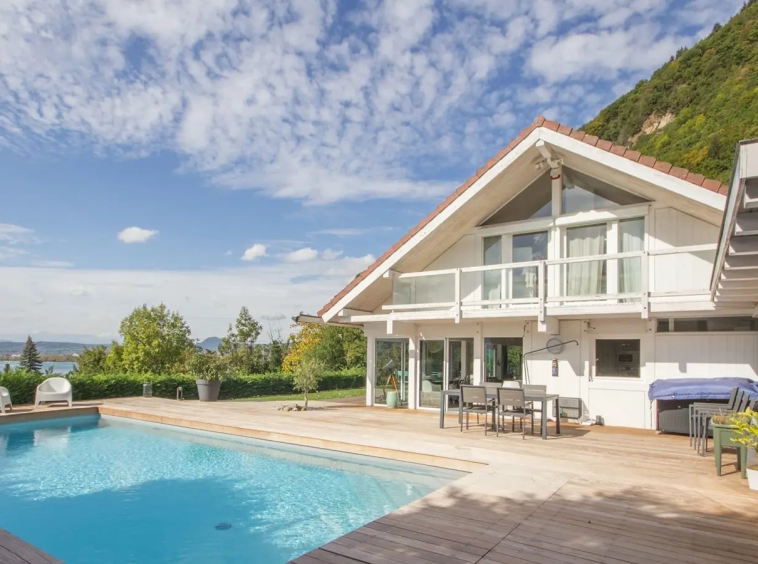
<box><xmin>196</xmin><ymin>379</ymin><xmax>222</xmax><ymax>402</ymax></box>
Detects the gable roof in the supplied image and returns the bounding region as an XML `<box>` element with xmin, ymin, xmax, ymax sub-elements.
<box><xmin>318</xmin><ymin>115</ymin><xmax>728</xmax><ymax>318</ymax></box>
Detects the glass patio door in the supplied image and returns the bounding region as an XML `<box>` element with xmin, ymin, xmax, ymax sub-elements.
<box><xmin>446</xmin><ymin>339</ymin><xmax>474</xmax><ymax>409</ymax></box>
<box><xmin>418</xmin><ymin>340</ymin><xmax>445</xmax><ymax>408</ymax></box>
<box><xmin>375</xmin><ymin>339</ymin><xmax>409</xmax><ymax>407</ymax></box>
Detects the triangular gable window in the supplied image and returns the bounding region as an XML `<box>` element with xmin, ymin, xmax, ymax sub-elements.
<box><xmin>562</xmin><ymin>168</ymin><xmax>648</xmax><ymax>213</ymax></box>
<box><xmin>481</xmin><ymin>172</ymin><xmax>552</xmax><ymax>226</ymax></box>
<box><xmin>481</xmin><ymin>168</ymin><xmax>648</xmax><ymax>227</ymax></box>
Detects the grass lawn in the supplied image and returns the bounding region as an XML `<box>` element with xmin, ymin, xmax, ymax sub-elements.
<box><xmin>236</xmin><ymin>387</ymin><xmax>365</xmax><ymax>402</ymax></box>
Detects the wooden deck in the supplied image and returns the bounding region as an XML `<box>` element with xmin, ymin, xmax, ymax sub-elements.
<box><xmin>0</xmin><ymin>528</ymin><xmax>63</xmax><ymax>564</ymax></box>
<box><xmin>2</xmin><ymin>398</ymin><xmax>756</xmax><ymax>563</ymax></box>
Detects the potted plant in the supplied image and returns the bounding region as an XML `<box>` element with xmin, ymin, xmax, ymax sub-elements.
<box><xmin>190</xmin><ymin>350</ymin><xmax>227</xmax><ymax>402</ymax></box>
<box><xmin>731</xmin><ymin>408</ymin><xmax>758</xmax><ymax>490</ymax></box>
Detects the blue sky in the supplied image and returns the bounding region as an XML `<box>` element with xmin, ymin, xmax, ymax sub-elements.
<box><xmin>0</xmin><ymin>0</ymin><xmax>741</xmax><ymax>342</ymax></box>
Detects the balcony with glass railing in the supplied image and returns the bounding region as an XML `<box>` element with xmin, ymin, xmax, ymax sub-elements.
<box><xmin>383</xmin><ymin>245</ymin><xmax>716</xmax><ymax>320</ymax></box>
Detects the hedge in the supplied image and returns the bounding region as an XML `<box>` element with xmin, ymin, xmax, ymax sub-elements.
<box><xmin>0</xmin><ymin>369</ymin><xmax>365</xmax><ymax>405</ymax></box>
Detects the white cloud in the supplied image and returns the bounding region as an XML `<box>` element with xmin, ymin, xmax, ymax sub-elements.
<box><xmin>321</xmin><ymin>248</ymin><xmax>343</xmax><ymax>260</ymax></box>
<box><xmin>31</xmin><ymin>260</ymin><xmax>74</xmax><ymax>268</ymax></box>
<box><xmin>0</xmin><ymin>0</ymin><xmax>743</xmax><ymax>206</ymax></box>
<box><xmin>284</xmin><ymin>247</ymin><xmax>318</xmax><ymax>263</ymax></box>
<box><xmin>0</xmin><ymin>223</ymin><xmax>36</xmax><ymax>244</ymax></box>
<box><xmin>0</xmin><ymin>254</ymin><xmax>375</xmax><ymax>341</ymax></box>
<box><xmin>117</xmin><ymin>227</ymin><xmax>159</xmax><ymax>244</ymax></box>
<box><xmin>312</xmin><ymin>227</ymin><xmax>396</xmax><ymax>237</ymax></box>
<box><xmin>224</xmin><ymin>250</ymin><xmax>233</xmax><ymax>256</ymax></box>
<box><xmin>241</xmin><ymin>244</ymin><xmax>267</xmax><ymax>261</ymax></box>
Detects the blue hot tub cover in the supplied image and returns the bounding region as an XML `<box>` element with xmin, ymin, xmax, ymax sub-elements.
<box><xmin>648</xmin><ymin>377</ymin><xmax>758</xmax><ymax>401</ymax></box>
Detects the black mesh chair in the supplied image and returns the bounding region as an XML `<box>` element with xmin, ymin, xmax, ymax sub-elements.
<box><xmin>496</xmin><ymin>388</ymin><xmax>533</xmax><ymax>439</ymax></box>
<box><xmin>689</xmin><ymin>387</ymin><xmax>740</xmax><ymax>449</ymax></box>
<box><xmin>460</xmin><ymin>385</ymin><xmax>495</xmax><ymax>435</ymax></box>
<box><xmin>522</xmin><ymin>384</ymin><xmax>546</xmax><ymax>435</ymax></box>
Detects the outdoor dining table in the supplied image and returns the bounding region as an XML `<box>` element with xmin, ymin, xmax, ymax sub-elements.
<box><xmin>439</xmin><ymin>389</ymin><xmax>561</xmax><ymax>440</ymax></box>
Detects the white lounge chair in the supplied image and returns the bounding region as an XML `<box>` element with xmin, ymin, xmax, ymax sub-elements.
<box><xmin>35</xmin><ymin>377</ymin><xmax>73</xmax><ymax>408</ymax></box>
<box><xmin>0</xmin><ymin>386</ymin><xmax>11</xmax><ymax>413</ymax></box>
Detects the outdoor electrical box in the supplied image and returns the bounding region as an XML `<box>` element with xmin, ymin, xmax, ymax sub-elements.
<box><xmin>551</xmin><ymin>358</ymin><xmax>558</xmax><ymax>377</ymax></box>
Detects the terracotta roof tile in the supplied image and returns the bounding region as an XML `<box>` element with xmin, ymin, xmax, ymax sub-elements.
<box><xmin>596</xmin><ymin>139</ymin><xmax>613</xmax><ymax>151</ymax></box>
<box><xmin>669</xmin><ymin>166</ymin><xmax>689</xmax><ymax>180</ymax></box>
<box><xmin>318</xmin><ymin>115</ymin><xmax>729</xmax><ymax>317</ymax></box>
<box><xmin>686</xmin><ymin>172</ymin><xmax>705</xmax><ymax>186</ymax></box>
<box><xmin>570</xmin><ymin>130</ymin><xmax>586</xmax><ymax>141</ymax></box>
<box><xmin>653</xmin><ymin>161</ymin><xmax>673</xmax><ymax>174</ymax></box>
<box><xmin>582</xmin><ymin>135</ymin><xmax>599</xmax><ymax>147</ymax></box>
<box><xmin>638</xmin><ymin>155</ymin><xmax>656</xmax><ymax>167</ymax></box>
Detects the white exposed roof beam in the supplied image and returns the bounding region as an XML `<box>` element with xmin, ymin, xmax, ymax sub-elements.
<box><xmin>734</xmin><ymin>211</ymin><xmax>758</xmax><ymax>236</ymax></box>
<box><xmin>729</xmin><ymin>235</ymin><xmax>758</xmax><ymax>255</ymax></box>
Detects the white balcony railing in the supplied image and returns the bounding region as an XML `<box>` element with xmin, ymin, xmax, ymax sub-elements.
<box><xmin>383</xmin><ymin>245</ymin><xmax>717</xmax><ymax>320</ymax></box>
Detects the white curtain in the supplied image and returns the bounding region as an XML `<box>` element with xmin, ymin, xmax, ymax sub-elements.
<box><xmin>567</xmin><ymin>225</ymin><xmax>606</xmax><ymax>296</ymax></box>
<box><xmin>619</xmin><ymin>219</ymin><xmax>644</xmax><ymax>295</ymax></box>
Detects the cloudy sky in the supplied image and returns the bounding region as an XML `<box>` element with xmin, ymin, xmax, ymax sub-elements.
<box><xmin>0</xmin><ymin>0</ymin><xmax>742</xmax><ymax>343</ymax></box>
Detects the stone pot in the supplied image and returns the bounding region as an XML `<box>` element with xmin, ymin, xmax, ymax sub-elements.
<box><xmin>196</xmin><ymin>379</ymin><xmax>222</xmax><ymax>402</ymax></box>
<box><xmin>747</xmin><ymin>467</ymin><xmax>758</xmax><ymax>491</ymax></box>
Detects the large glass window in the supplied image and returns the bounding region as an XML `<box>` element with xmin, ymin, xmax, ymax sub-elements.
<box><xmin>566</xmin><ymin>224</ymin><xmax>607</xmax><ymax>296</ymax></box>
<box><xmin>485</xmin><ymin>337</ymin><xmax>523</xmax><ymax>382</ymax></box>
<box><xmin>481</xmin><ymin>172</ymin><xmax>552</xmax><ymax>226</ymax></box>
<box><xmin>512</xmin><ymin>231</ymin><xmax>548</xmax><ymax>298</ymax></box>
<box><xmin>482</xmin><ymin>236</ymin><xmax>503</xmax><ymax>303</ymax></box>
<box><xmin>596</xmin><ymin>339</ymin><xmax>640</xmax><ymax>378</ymax></box>
<box><xmin>419</xmin><ymin>340</ymin><xmax>444</xmax><ymax>408</ymax></box>
<box><xmin>563</xmin><ymin>168</ymin><xmax>648</xmax><ymax>214</ymax></box>
<box><xmin>619</xmin><ymin>218</ymin><xmax>645</xmax><ymax>295</ymax></box>
<box><xmin>375</xmin><ymin>340</ymin><xmax>409</xmax><ymax>406</ymax></box>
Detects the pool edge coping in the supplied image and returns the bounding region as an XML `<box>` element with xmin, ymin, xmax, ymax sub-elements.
<box><xmin>0</xmin><ymin>405</ymin><xmax>485</xmax><ymax>473</ymax></box>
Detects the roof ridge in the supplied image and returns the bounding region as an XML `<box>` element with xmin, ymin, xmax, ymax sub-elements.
<box><xmin>317</xmin><ymin>116</ymin><xmax>727</xmax><ymax>318</ymax></box>
<box><xmin>536</xmin><ymin>115</ymin><xmax>727</xmax><ymax>193</ymax></box>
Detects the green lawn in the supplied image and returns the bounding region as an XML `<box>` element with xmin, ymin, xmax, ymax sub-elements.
<box><xmin>235</xmin><ymin>387</ymin><xmax>365</xmax><ymax>402</ymax></box>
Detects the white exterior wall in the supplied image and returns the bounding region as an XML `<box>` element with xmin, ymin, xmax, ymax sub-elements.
<box><xmin>649</xmin><ymin>207</ymin><xmax>718</xmax><ymax>294</ymax></box>
<box><xmin>424</xmin><ymin>235</ymin><xmax>479</xmax><ymax>302</ymax></box>
<box><xmin>363</xmin><ymin>317</ymin><xmax>758</xmax><ymax>430</ymax></box>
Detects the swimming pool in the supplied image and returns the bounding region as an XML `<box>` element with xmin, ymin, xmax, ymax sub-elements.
<box><xmin>0</xmin><ymin>415</ymin><xmax>463</xmax><ymax>563</ymax></box>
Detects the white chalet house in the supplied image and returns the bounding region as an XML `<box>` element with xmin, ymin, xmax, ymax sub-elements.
<box><xmin>317</xmin><ymin>116</ymin><xmax>758</xmax><ymax>429</ymax></box>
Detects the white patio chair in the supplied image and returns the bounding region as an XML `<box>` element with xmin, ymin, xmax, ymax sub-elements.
<box><xmin>35</xmin><ymin>377</ymin><xmax>73</xmax><ymax>408</ymax></box>
<box><xmin>0</xmin><ymin>386</ymin><xmax>12</xmax><ymax>413</ymax></box>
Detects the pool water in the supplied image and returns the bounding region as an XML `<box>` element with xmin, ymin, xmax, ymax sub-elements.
<box><xmin>0</xmin><ymin>416</ymin><xmax>462</xmax><ymax>563</ymax></box>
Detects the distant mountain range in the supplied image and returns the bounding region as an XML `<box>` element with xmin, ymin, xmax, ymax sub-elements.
<box><xmin>198</xmin><ymin>337</ymin><xmax>222</xmax><ymax>351</ymax></box>
<box><xmin>0</xmin><ymin>341</ymin><xmax>98</xmax><ymax>355</ymax></box>
<box><xmin>0</xmin><ymin>337</ymin><xmax>223</xmax><ymax>355</ymax></box>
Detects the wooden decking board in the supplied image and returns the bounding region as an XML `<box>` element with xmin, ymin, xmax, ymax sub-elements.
<box><xmin>354</xmin><ymin>524</ymin><xmax>482</xmax><ymax>562</ymax></box>
<box><xmin>362</xmin><ymin>522</ymin><xmax>490</xmax><ymax>558</ymax></box>
<box><xmin>510</xmin><ymin>517</ymin><xmax>758</xmax><ymax>564</ymax></box>
<box><xmin>0</xmin><ymin>529</ymin><xmax>63</xmax><ymax>564</ymax></box>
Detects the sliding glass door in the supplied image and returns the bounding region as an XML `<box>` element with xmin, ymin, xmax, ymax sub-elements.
<box><xmin>512</xmin><ymin>231</ymin><xmax>548</xmax><ymax>299</ymax></box>
<box><xmin>418</xmin><ymin>340</ymin><xmax>444</xmax><ymax>408</ymax></box>
<box><xmin>566</xmin><ymin>224</ymin><xmax>607</xmax><ymax>296</ymax></box>
<box><xmin>484</xmin><ymin>337</ymin><xmax>523</xmax><ymax>383</ymax></box>
<box><xmin>375</xmin><ymin>339</ymin><xmax>409</xmax><ymax>407</ymax></box>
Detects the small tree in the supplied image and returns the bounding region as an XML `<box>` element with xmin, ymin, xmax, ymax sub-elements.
<box><xmin>219</xmin><ymin>307</ymin><xmax>262</xmax><ymax>374</ymax></box>
<box><xmin>19</xmin><ymin>336</ymin><xmax>42</xmax><ymax>374</ymax></box>
<box><xmin>119</xmin><ymin>304</ymin><xmax>193</xmax><ymax>374</ymax></box>
<box><xmin>188</xmin><ymin>349</ymin><xmax>228</xmax><ymax>381</ymax></box>
<box><xmin>77</xmin><ymin>345</ymin><xmax>109</xmax><ymax>375</ymax></box>
<box><xmin>292</xmin><ymin>358</ymin><xmax>326</xmax><ymax>411</ymax></box>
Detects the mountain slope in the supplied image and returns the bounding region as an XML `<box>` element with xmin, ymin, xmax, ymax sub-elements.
<box><xmin>583</xmin><ymin>1</ymin><xmax>758</xmax><ymax>184</ymax></box>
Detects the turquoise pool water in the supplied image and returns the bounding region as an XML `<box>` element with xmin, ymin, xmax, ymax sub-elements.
<box><xmin>0</xmin><ymin>415</ymin><xmax>462</xmax><ymax>563</ymax></box>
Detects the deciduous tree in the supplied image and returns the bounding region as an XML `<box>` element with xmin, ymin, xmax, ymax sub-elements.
<box><xmin>119</xmin><ymin>304</ymin><xmax>193</xmax><ymax>374</ymax></box>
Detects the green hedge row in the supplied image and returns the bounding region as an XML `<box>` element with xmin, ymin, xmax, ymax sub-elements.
<box><xmin>0</xmin><ymin>369</ymin><xmax>365</xmax><ymax>404</ymax></box>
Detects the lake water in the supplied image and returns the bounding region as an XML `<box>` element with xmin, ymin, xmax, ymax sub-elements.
<box><xmin>2</xmin><ymin>361</ymin><xmax>76</xmax><ymax>374</ymax></box>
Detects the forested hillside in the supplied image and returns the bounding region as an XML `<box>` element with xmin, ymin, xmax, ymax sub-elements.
<box><xmin>583</xmin><ymin>1</ymin><xmax>758</xmax><ymax>183</ymax></box>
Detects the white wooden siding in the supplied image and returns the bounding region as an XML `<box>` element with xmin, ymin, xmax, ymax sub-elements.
<box><xmin>424</xmin><ymin>235</ymin><xmax>478</xmax><ymax>302</ymax></box>
<box><xmin>650</xmin><ymin>207</ymin><xmax>718</xmax><ymax>294</ymax></box>
<box><xmin>654</xmin><ymin>333</ymin><xmax>758</xmax><ymax>379</ymax></box>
